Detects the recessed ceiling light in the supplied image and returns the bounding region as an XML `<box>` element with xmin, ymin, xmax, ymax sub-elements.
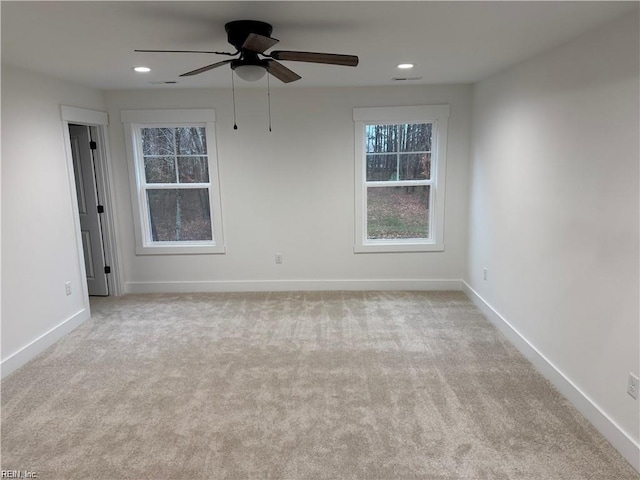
<box><xmin>133</xmin><ymin>66</ymin><xmax>151</xmax><ymax>73</ymax></box>
<box><xmin>397</xmin><ymin>63</ymin><xmax>414</xmax><ymax>69</ymax></box>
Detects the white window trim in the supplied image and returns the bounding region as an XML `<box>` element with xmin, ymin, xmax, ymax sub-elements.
<box><xmin>121</xmin><ymin>109</ymin><xmax>225</xmax><ymax>255</ymax></box>
<box><xmin>353</xmin><ymin>105</ymin><xmax>449</xmax><ymax>253</ymax></box>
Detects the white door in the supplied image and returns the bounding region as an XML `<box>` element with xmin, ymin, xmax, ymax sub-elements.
<box><xmin>69</xmin><ymin>124</ymin><xmax>109</xmax><ymax>296</ymax></box>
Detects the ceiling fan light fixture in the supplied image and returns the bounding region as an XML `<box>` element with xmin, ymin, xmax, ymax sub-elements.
<box><xmin>233</xmin><ymin>64</ymin><xmax>267</xmax><ymax>81</ymax></box>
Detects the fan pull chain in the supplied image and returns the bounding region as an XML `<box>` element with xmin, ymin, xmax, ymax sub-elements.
<box><xmin>267</xmin><ymin>73</ymin><xmax>272</xmax><ymax>132</ymax></box>
<box><xmin>231</xmin><ymin>69</ymin><xmax>238</xmax><ymax>130</ymax></box>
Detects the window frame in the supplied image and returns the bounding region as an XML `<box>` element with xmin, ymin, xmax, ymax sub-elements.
<box><xmin>121</xmin><ymin>109</ymin><xmax>225</xmax><ymax>255</ymax></box>
<box><xmin>353</xmin><ymin>105</ymin><xmax>449</xmax><ymax>253</ymax></box>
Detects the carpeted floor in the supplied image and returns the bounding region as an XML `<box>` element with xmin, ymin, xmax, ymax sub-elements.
<box><xmin>1</xmin><ymin>291</ymin><xmax>638</xmax><ymax>479</ymax></box>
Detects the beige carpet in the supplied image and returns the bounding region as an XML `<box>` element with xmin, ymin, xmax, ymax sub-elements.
<box><xmin>1</xmin><ymin>291</ymin><xmax>637</xmax><ymax>479</ymax></box>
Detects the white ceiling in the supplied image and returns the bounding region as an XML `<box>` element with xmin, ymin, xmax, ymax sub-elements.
<box><xmin>1</xmin><ymin>1</ymin><xmax>636</xmax><ymax>90</ymax></box>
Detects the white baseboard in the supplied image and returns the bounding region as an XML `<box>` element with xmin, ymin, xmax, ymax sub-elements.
<box><xmin>461</xmin><ymin>281</ymin><xmax>640</xmax><ymax>473</ymax></box>
<box><xmin>1</xmin><ymin>307</ymin><xmax>90</xmax><ymax>380</ymax></box>
<box><xmin>125</xmin><ymin>279</ymin><xmax>462</xmax><ymax>294</ymax></box>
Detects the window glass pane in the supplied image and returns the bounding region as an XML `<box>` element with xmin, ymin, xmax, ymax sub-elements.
<box><xmin>398</xmin><ymin>123</ymin><xmax>432</xmax><ymax>152</ymax></box>
<box><xmin>367</xmin><ymin>154</ymin><xmax>398</xmax><ymax>181</ymax></box>
<box><xmin>367</xmin><ymin>186</ymin><xmax>430</xmax><ymax>239</ymax></box>
<box><xmin>147</xmin><ymin>189</ymin><xmax>212</xmax><ymax>241</ymax></box>
<box><xmin>144</xmin><ymin>157</ymin><xmax>176</xmax><ymax>183</ymax></box>
<box><xmin>366</xmin><ymin>124</ymin><xmax>398</xmax><ymax>153</ymax></box>
<box><xmin>176</xmin><ymin>127</ymin><xmax>207</xmax><ymax>155</ymax></box>
<box><xmin>178</xmin><ymin>156</ymin><xmax>209</xmax><ymax>183</ymax></box>
<box><xmin>399</xmin><ymin>153</ymin><xmax>431</xmax><ymax>180</ymax></box>
<box><xmin>142</xmin><ymin>128</ymin><xmax>175</xmax><ymax>155</ymax></box>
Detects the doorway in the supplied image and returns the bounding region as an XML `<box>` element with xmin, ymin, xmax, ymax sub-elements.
<box><xmin>62</xmin><ymin>105</ymin><xmax>120</xmax><ymax>299</ymax></box>
<box><xmin>69</xmin><ymin>124</ymin><xmax>109</xmax><ymax>296</ymax></box>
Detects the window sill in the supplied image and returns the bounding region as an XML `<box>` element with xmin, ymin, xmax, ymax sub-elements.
<box><xmin>354</xmin><ymin>241</ymin><xmax>444</xmax><ymax>253</ymax></box>
<box><xmin>135</xmin><ymin>244</ymin><xmax>226</xmax><ymax>255</ymax></box>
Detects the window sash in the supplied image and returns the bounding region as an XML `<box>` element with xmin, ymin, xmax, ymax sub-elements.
<box><xmin>364</xmin><ymin>122</ymin><xmax>434</xmax><ymax>241</ymax></box>
<box><xmin>366</xmin><ymin>151</ymin><xmax>431</xmax><ymax>155</ymax></box>
<box><xmin>140</xmin><ymin>183</ymin><xmax>211</xmax><ymax>189</ymax></box>
<box><xmin>134</xmin><ymin>124</ymin><xmax>215</xmax><ymax>246</ymax></box>
<box><xmin>364</xmin><ymin>184</ymin><xmax>434</xmax><ymax>242</ymax></box>
<box><xmin>366</xmin><ymin>180</ymin><xmax>433</xmax><ymax>187</ymax></box>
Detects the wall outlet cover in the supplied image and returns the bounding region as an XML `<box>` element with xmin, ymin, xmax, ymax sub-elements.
<box><xmin>628</xmin><ymin>373</ymin><xmax>638</xmax><ymax>399</ymax></box>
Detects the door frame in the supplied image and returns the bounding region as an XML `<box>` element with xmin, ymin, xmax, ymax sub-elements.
<box><xmin>61</xmin><ymin>105</ymin><xmax>123</xmax><ymax>296</ymax></box>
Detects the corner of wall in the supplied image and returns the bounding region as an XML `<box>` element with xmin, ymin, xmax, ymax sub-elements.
<box><xmin>1</xmin><ymin>306</ymin><xmax>90</xmax><ymax>379</ymax></box>
<box><xmin>462</xmin><ymin>282</ymin><xmax>640</xmax><ymax>472</ymax></box>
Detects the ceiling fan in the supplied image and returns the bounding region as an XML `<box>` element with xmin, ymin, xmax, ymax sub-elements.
<box><xmin>135</xmin><ymin>20</ymin><xmax>359</xmax><ymax>83</ymax></box>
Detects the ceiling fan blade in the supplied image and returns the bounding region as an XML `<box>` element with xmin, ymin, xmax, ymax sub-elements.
<box><xmin>270</xmin><ymin>50</ymin><xmax>359</xmax><ymax>67</ymax></box>
<box><xmin>266</xmin><ymin>60</ymin><xmax>301</xmax><ymax>83</ymax></box>
<box><xmin>179</xmin><ymin>59</ymin><xmax>233</xmax><ymax>77</ymax></box>
<box><xmin>135</xmin><ymin>49</ymin><xmax>236</xmax><ymax>55</ymax></box>
<box><xmin>242</xmin><ymin>33</ymin><xmax>279</xmax><ymax>54</ymax></box>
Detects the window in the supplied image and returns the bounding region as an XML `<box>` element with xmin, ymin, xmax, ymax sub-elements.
<box><xmin>121</xmin><ymin>109</ymin><xmax>225</xmax><ymax>254</ymax></box>
<box><xmin>353</xmin><ymin>105</ymin><xmax>449</xmax><ymax>252</ymax></box>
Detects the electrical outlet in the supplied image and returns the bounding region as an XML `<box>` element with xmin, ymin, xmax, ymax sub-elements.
<box><xmin>483</xmin><ymin>267</ymin><xmax>488</xmax><ymax>281</ymax></box>
<box><xmin>65</xmin><ymin>281</ymin><xmax>72</xmax><ymax>296</ymax></box>
<box><xmin>275</xmin><ymin>253</ymin><xmax>283</xmax><ymax>264</ymax></box>
<box><xmin>628</xmin><ymin>373</ymin><xmax>639</xmax><ymax>399</ymax></box>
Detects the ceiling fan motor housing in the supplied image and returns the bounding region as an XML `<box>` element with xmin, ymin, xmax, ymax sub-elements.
<box><xmin>225</xmin><ymin>20</ymin><xmax>273</xmax><ymax>51</ymax></box>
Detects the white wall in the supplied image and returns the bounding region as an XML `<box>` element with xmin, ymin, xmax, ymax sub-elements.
<box><xmin>1</xmin><ymin>11</ymin><xmax>637</xmax><ymax>468</ymax></box>
<box><xmin>1</xmin><ymin>65</ymin><xmax>106</xmax><ymax>376</ymax></box>
<box><xmin>466</xmin><ymin>13</ymin><xmax>639</xmax><ymax>467</ymax></box>
<box><xmin>104</xmin><ymin>84</ymin><xmax>471</xmax><ymax>293</ymax></box>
